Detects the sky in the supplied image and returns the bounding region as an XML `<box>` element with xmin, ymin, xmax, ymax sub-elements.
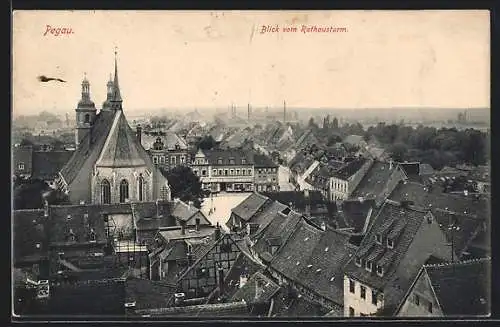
<box><xmin>12</xmin><ymin>10</ymin><xmax>490</xmax><ymax>117</ymax></box>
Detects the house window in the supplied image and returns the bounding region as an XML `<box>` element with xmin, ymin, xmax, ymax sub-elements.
<box><xmin>349</xmin><ymin>307</ymin><xmax>355</xmax><ymax>317</ymax></box>
<box><xmin>171</xmin><ymin>157</ymin><xmax>176</xmax><ymax>165</ymax></box>
<box><xmin>138</xmin><ymin>174</ymin><xmax>145</xmax><ymax>201</ymax></box>
<box><xmin>236</xmin><ymin>169</ymin><xmax>240</xmax><ymax>175</ymax></box>
<box><xmin>372</xmin><ymin>291</ymin><xmax>378</xmax><ymax>305</ymax></box>
<box><xmin>375</xmin><ymin>234</ymin><xmax>382</xmax><ymax>244</ymax></box>
<box><xmin>349</xmin><ymin>279</ymin><xmax>355</xmax><ymax>293</ymax></box>
<box><xmin>230</xmin><ymin>169</ymin><xmax>234</xmax><ymax>175</ymax></box>
<box><xmin>387</xmin><ymin>238</ymin><xmax>394</xmax><ymax>249</ymax></box>
<box><xmin>202</xmin><ymin>170</ymin><xmax>207</xmax><ymax>176</ymax></box>
<box><xmin>414</xmin><ymin>294</ymin><xmax>420</xmax><ymax>305</ymax></box>
<box><xmin>365</xmin><ymin>260</ymin><xmax>372</xmax><ymax>272</ymax></box>
<box><xmin>153</xmin><ymin>157</ymin><xmax>158</xmax><ymax>164</ymax></box>
<box><xmin>18</xmin><ymin>162</ymin><xmax>25</xmax><ymax>170</ymax></box>
<box><xmin>360</xmin><ymin>285</ymin><xmax>366</xmax><ymax>299</ymax></box>
<box><xmin>428</xmin><ymin>301</ymin><xmax>433</xmax><ymax>313</ymax></box>
<box><xmin>355</xmin><ymin>257</ymin><xmax>362</xmax><ymax>267</ymax></box>
<box><xmin>376</xmin><ymin>265</ymin><xmax>384</xmax><ymax>277</ymax></box>
<box><xmin>248</xmin><ymin>169</ymin><xmax>252</xmax><ymax>175</ymax></box>
<box><xmin>224</xmin><ymin>170</ymin><xmax>228</xmax><ymax>176</ymax></box>
<box><xmin>89</xmin><ymin>229</ymin><xmax>96</xmax><ymax>242</ymax></box>
<box><xmin>218</xmin><ymin>169</ymin><xmax>223</xmax><ymax>175</ymax></box>
<box><xmin>213</xmin><ymin>169</ymin><xmax>217</xmax><ymax>176</ymax></box>
<box><xmin>180</xmin><ymin>156</ymin><xmax>185</xmax><ymax>164</ymax></box>
<box><xmin>119</xmin><ymin>179</ymin><xmax>129</xmax><ymax>203</ymax></box>
<box><xmin>101</xmin><ymin>179</ymin><xmax>111</xmax><ymax>204</ymax></box>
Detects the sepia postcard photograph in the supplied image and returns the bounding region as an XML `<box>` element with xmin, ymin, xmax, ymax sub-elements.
<box><xmin>11</xmin><ymin>10</ymin><xmax>491</xmax><ymax>320</ymax></box>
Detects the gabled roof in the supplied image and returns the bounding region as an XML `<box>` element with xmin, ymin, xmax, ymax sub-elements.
<box><xmin>13</xmin><ymin>209</ymin><xmax>48</xmax><ymax>263</ymax></box>
<box><xmin>270</xmin><ymin>219</ymin><xmax>354</xmax><ymax>305</ymax></box>
<box><xmin>125</xmin><ymin>278</ymin><xmax>176</xmax><ymax>311</ymax></box>
<box><xmin>231</xmin><ymin>192</ymin><xmax>271</xmax><ymax>222</ymax></box>
<box><xmin>96</xmin><ymin>110</ymin><xmax>152</xmax><ymax>167</ymax></box>
<box><xmin>344</xmin><ymin>201</ymin><xmax>435</xmax><ymax>304</ymax></box>
<box><xmin>59</xmin><ymin>110</ymin><xmax>116</xmax><ymax>184</ymax></box>
<box><xmin>337</xmin><ymin>199</ymin><xmax>376</xmax><ymax>233</ymax></box>
<box><xmin>32</xmin><ymin>151</ymin><xmax>74</xmax><ymax>180</ymax></box>
<box><xmin>231</xmin><ymin>271</ymin><xmax>280</xmax><ymax>304</ymax></box>
<box><xmin>331</xmin><ymin>158</ymin><xmax>369</xmax><ymax>180</ymax></box>
<box><xmin>351</xmin><ymin>162</ymin><xmax>402</xmax><ymax>200</ymax></box>
<box><xmin>171</xmin><ymin>200</ymin><xmax>203</xmax><ymax>223</ymax></box>
<box><xmin>424</xmin><ymin>257</ymin><xmax>490</xmax><ymax>316</ymax></box>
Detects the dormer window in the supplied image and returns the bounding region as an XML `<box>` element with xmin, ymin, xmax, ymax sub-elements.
<box><xmin>355</xmin><ymin>257</ymin><xmax>362</xmax><ymax>267</ymax></box>
<box><xmin>387</xmin><ymin>238</ymin><xmax>394</xmax><ymax>249</ymax></box>
<box><xmin>217</xmin><ymin>158</ymin><xmax>223</xmax><ymax>164</ymax></box>
<box><xmin>241</xmin><ymin>158</ymin><xmax>246</xmax><ymax>164</ymax></box>
<box><xmin>375</xmin><ymin>234</ymin><xmax>382</xmax><ymax>244</ymax></box>
<box><xmin>66</xmin><ymin>214</ymin><xmax>72</xmax><ymax>221</ymax></box>
<box><xmin>365</xmin><ymin>260</ymin><xmax>373</xmax><ymax>272</ymax></box>
<box><xmin>18</xmin><ymin>162</ymin><xmax>25</xmax><ymax>170</ymax></box>
<box><xmin>376</xmin><ymin>265</ymin><xmax>384</xmax><ymax>277</ymax></box>
<box><xmin>68</xmin><ymin>229</ymin><xmax>76</xmax><ymax>242</ymax></box>
<box><xmin>229</xmin><ymin>158</ymin><xmax>235</xmax><ymax>165</ymax></box>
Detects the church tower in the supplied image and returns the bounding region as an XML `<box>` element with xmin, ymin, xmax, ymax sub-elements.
<box><xmin>75</xmin><ymin>74</ymin><xmax>96</xmax><ymax>148</ymax></box>
<box><xmin>109</xmin><ymin>49</ymin><xmax>123</xmax><ymax>111</ymax></box>
<box><xmin>102</xmin><ymin>74</ymin><xmax>114</xmax><ymax>110</ymax></box>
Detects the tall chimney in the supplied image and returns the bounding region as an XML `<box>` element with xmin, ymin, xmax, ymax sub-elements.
<box><xmin>248</xmin><ymin>103</ymin><xmax>251</xmax><ymax>121</ymax></box>
<box><xmin>195</xmin><ymin>218</ymin><xmax>200</xmax><ymax>231</ymax></box>
<box><xmin>214</xmin><ymin>222</ymin><xmax>221</xmax><ymax>241</ymax></box>
<box><xmin>136</xmin><ymin>124</ymin><xmax>142</xmax><ymax>144</ymax></box>
<box><xmin>283</xmin><ymin>100</ymin><xmax>286</xmax><ymax>123</ymax></box>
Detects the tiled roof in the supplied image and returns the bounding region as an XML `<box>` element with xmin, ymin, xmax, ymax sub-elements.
<box><xmin>337</xmin><ymin>199</ymin><xmax>376</xmax><ymax>233</ymax></box>
<box><xmin>32</xmin><ymin>151</ymin><xmax>74</xmax><ymax>180</ymax></box>
<box><xmin>253</xmin><ymin>153</ymin><xmax>278</xmax><ymax>168</ymax></box>
<box><xmin>231</xmin><ymin>192</ymin><xmax>271</xmax><ymax>222</ymax></box>
<box><xmin>389</xmin><ymin>181</ymin><xmax>489</xmax><ymax>219</ymax></box>
<box><xmin>251</xmin><ymin>211</ymin><xmax>303</xmax><ymax>262</ymax></box>
<box><xmin>231</xmin><ymin>271</ymin><xmax>280</xmax><ymax>304</ymax></box>
<box><xmin>331</xmin><ymin>158</ymin><xmax>369</xmax><ymax>180</ymax></box>
<box><xmin>351</xmin><ymin>162</ymin><xmax>398</xmax><ymax>199</ymax></box>
<box><xmin>171</xmin><ymin>200</ymin><xmax>201</xmax><ymax>222</ymax></box>
<box><xmin>141</xmin><ymin>132</ymin><xmax>188</xmax><ymax>151</ymax></box>
<box><xmin>47</xmin><ymin>204</ymin><xmax>108</xmax><ymax>244</ymax></box>
<box><xmin>13</xmin><ymin>209</ymin><xmax>48</xmax><ymax>263</ymax></box>
<box><xmin>424</xmin><ymin>257</ymin><xmax>490</xmax><ymax>316</ymax></box>
<box><xmin>261</xmin><ymin>191</ymin><xmax>325</xmax><ymax>211</ymax></box>
<box><xmin>13</xmin><ymin>146</ymin><xmax>33</xmax><ymax>174</ymax></box>
<box><xmin>344</xmin><ymin>201</ymin><xmax>435</xmax><ymax>308</ymax></box>
<box><xmin>220</xmin><ymin>130</ymin><xmax>253</xmax><ymax>149</ymax></box>
<box><xmin>202</xmin><ymin>149</ymin><xmax>254</xmax><ymax>166</ymax></box>
<box><xmin>125</xmin><ymin>277</ymin><xmax>176</xmax><ymax>310</ymax></box>
<box><xmin>249</xmin><ymin>200</ymin><xmax>290</xmax><ymax>234</ymax></box>
<box><xmin>135</xmin><ymin>301</ymin><xmax>250</xmax><ymax>317</ymax></box>
<box><xmin>59</xmin><ymin>110</ymin><xmax>116</xmax><ymax>184</ymax></box>
<box><xmin>270</xmin><ymin>219</ymin><xmax>354</xmax><ymax>304</ymax></box>
<box><xmin>158</xmin><ymin>225</ymin><xmax>215</xmax><ymax>243</ymax></box>
<box><xmin>431</xmin><ymin>208</ymin><xmax>486</xmax><ymax>258</ymax></box>
<box><xmin>96</xmin><ymin>110</ymin><xmax>152</xmax><ymax>167</ymax></box>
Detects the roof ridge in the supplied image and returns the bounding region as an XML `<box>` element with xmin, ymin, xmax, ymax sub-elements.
<box><xmin>424</xmin><ymin>256</ymin><xmax>491</xmax><ymax>269</ymax></box>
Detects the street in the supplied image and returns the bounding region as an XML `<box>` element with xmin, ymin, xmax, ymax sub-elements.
<box><xmin>278</xmin><ymin>165</ymin><xmax>295</xmax><ymax>191</ymax></box>
<box><xmin>200</xmin><ymin>192</ymin><xmax>252</xmax><ymax>231</ymax></box>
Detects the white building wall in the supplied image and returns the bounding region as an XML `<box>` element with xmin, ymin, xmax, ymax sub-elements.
<box><xmin>343</xmin><ymin>275</ymin><xmax>383</xmax><ymax>317</ymax></box>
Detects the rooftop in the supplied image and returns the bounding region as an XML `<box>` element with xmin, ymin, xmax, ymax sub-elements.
<box><xmin>351</xmin><ymin>162</ymin><xmax>399</xmax><ymax>199</ymax></box>
<box><xmin>230</xmin><ymin>192</ymin><xmax>271</xmax><ymax>222</ymax></box>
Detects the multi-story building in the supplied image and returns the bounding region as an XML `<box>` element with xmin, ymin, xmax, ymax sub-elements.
<box><xmin>190</xmin><ymin>149</ymin><xmax>255</xmax><ymax>193</ymax></box>
<box><xmin>140</xmin><ymin>130</ymin><xmax>190</xmax><ymax>171</ymax></box>
<box><xmin>329</xmin><ymin>158</ymin><xmax>373</xmax><ymax>201</ymax></box>
<box><xmin>253</xmin><ymin>153</ymin><xmax>279</xmax><ymax>192</ymax></box>
<box><xmin>343</xmin><ymin>200</ymin><xmax>453</xmax><ymax>317</ymax></box>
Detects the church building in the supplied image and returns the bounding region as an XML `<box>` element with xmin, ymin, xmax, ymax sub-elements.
<box><xmin>56</xmin><ymin>51</ymin><xmax>171</xmax><ymax>204</ymax></box>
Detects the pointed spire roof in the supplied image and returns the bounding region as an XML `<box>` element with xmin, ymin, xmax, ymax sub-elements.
<box><xmin>95</xmin><ymin>111</ymin><xmax>151</xmax><ymax>167</ymax></box>
<box><xmin>110</xmin><ymin>48</ymin><xmax>123</xmax><ymax>108</ymax></box>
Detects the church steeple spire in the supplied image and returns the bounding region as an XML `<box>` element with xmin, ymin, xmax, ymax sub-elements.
<box><xmin>110</xmin><ymin>47</ymin><xmax>123</xmax><ymax>110</ymax></box>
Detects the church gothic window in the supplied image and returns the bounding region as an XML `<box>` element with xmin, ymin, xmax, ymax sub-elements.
<box><xmin>101</xmin><ymin>179</ymin><xmax>111</xmax><ymax>204</ymax></box>
<box><xmin>138</xmin><ymin>175</ymin><xmax>144</xmax><ymax>201</ymax></box>
<box><xmin>84</xmin><ymin>114</ymin><xmax>90</xmax><ymax>123</ymax></box>
<box><xmin>161</xmin><ymin>186</ymin><xmax>169</xmax><ymax>201</ymax></box>
<box><xmin>120</xmin><ymin>179</ymin><xmax>129</xmax><ymax>203</ymax></box>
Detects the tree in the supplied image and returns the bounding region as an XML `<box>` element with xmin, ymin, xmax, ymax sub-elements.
<box><xmin>197</xmin><ymin>135</ymin><xmax>217</xmax><ymax>150</ymax></box>
<box><xmin>326</xmin><ymin>134</ymin><xmax>342</xmax><ymax>146</ymax></box>
<box><xmin>389</xmin><ymin>143</ymin><xmax>408</xmax><ymax>162</ymax></box>
<box><xmin>163</xmin><ymin>166</ymin><xmax>205</xmax><ymax>208</ymax></box>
